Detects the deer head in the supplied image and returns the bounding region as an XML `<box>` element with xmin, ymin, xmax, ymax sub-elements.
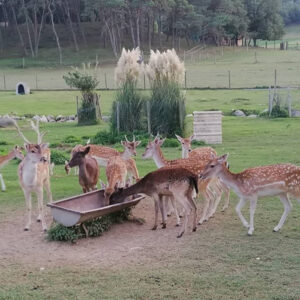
<box><xmin>175</xmin><ymin>134</ymin><xmax>195</xmax><ymax>157</ymax></box>
<box><xmin>142</xmin><ymin>134</ymin><xmax>165</xmax><ymax>159</ymax></box>
<box><xmin>68</xmin><ymin>146</ymin><xmax>91</xmax><ymax>168</ymax></box>
<box><xmin>199</xmin><ymin>154</ymin><xmax>229</xmax><ymax>180</ymax></box>
<box><xmin>24</xmin><ymin>143</ymin><xmax>49</xmax><ymax>163</ymax></box>
<box><xmin>13</xmin><ymin>145</ymin><xmax>25</xmax><ymax>161</ymax></box>
<box><xmin>121</xmin><ymin>135</ymin><xmax>141</xmax><ymax>157</ymax></box>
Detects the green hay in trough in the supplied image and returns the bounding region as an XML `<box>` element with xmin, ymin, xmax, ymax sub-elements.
<box><xmin>47</xmin><ymin>207</ymin><xmax>132</xmax><ymax>243</ymax></box>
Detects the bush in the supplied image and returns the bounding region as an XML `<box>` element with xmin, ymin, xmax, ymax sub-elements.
<box><xmin>0</xmin><ymin>141</ymin><xmax>8</xmax><ymax>145</ymax></box>
<box><xmin>260</xmin><ymin>105</ymin><xmax>289</xmax><ymax>118</ymax></box>
<box><xmin>47</xmin><ymin>208</ymin><xmax>131</xmax><ymax>243</ymax></box>
<box><xmin>63</xmin><ymin>135</ymin><xmax>81</xmax><ymax>144</ymax></box>
<box><xmin>149</xmin><ymin>81</ymin><xmax>186</xmax><ymax>137</ymax></box>
<box><xmin>111</xmin><ymin>80</ymin><xmax>143</xmax><ymax>133</ymax></box>
<box><xmin>51</xmin><ymin>150</ymin><xmax>69</xmax><ymax>165</ymax></box>
<box><xmin>161</xmin><ymin>138</ymin><xmax>180</xmax><ymax>148</ymax></box>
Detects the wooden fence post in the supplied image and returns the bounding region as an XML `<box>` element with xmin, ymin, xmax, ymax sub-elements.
<box><xmin>274</xmin><ymin>69</ymin><xmax>277</xmax><ymax>89</ymax></box>
<box><xmin>185</xmin><ymin>71</ymin><xmax>187</xmax><ymax>89</ymax></box>
<box><xmin>287</xmin><ymin>87</ymin><xmax>292</xmax><ymax>117</ymax></box>
<box><xmin>76</xmin><ymin>96</ymin><xmax>79</xmax><ymax>118</ymax></box>
<box><xmin>3</xmin><ymin>74</ymin><xmax>6</xmax><ymax>90</ymax></box>
<box><xmin>268</xmin><ymin>86</ymin><xmax>273</xmax><ymax>116</ymax></box>
<box><xmin>144</xmin><ymin>74</ymin><xmax>146</xmax><ymax>90</ymax></box>
<box><xmin>116</xmin><ymin>101</ymin><xmax>120</xmax><ymax>134</ymax></box>
<box><xmin>147</xmin><ymin>101</ymin><xmax>151</xmax><ymax>134</ymax></box>
<box><xmin>35</xmin><ymin>73</ymin><xmax>38</xmax><ymax>90</ymax></box>
<box><xmin>228</xmin><ymin>71</ymin><xmax>231</xmax><ymax>89</ymax></box>
<box><xmin>22</xmin><ymin>57</ymin><xmax>25</xmax><ymax>68</ymax></box>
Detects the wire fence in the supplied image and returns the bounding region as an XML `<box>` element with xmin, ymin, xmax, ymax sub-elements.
<box><xmin>1</xmin><ymin>45</ymin><xmax>300</xmax><ymax>91</ymax></box>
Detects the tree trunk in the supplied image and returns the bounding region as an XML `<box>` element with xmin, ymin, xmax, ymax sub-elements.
<box><xmin>47</xmin><ymin>0</ymin><xmax>63</xmax><ymax>64</ymax></box>
<box><xmin>63</xmin><ymin>0</ymin><xmax>79</xmax><ymax>52</ymax></box>
<box><xmin>148</xmin><ymin>12</ymin><xmax>151</xmax><ymax>51</ymax></box>
<box><xmin>136</xmin><ymin>10</ymin><xmax>140</xmax><ymax>48</ymax></box>
<box><xmin>76</xmin><ymin>11</ymin><xmax>87</xmax><ymax>46</ymax></box>
<box><xmin>35</xmin><ymin>1</ymin><xmax>46</xmax><ymax>56</ymax></box>
<box><xmin>104</xmin><ymin>18</ymin><xmax>118</xmax><ymax>58</ymax></box>
<box><xmin>22</xmin><ymin>0</ymin><xmax>35</xmax><ymax>57</ymax></box>
<box><xmin>128</xmin><ymin>10</ymin><xmax>136</xmax><ymax>48</ymax></box>
<box><xmin>10</xmin><ymin>4</ymin><xmax>28</xmax><ymax>56</ymax></box>
<box><xmin>159</xmin><ymin>12</ymin><xmax>162</xmax><ymax>49</ymax></box>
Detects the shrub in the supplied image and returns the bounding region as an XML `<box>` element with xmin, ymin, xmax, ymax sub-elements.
<box><xmin>51</xmin><ymin>150</ymin><xmax>69</xmax><ymax>165</ymax></box>
<box><xmin>47</xmin><ymin>208</ymin><xmax>131</xmax><ymax>243</ymax></box>
<box><xmin>0</xmin><ymin>141</ymin><xmax>8</xmax><ymax>145</ymax></box>
<box><xmin>161</xmin><ymin>138</ymin><xmax>180</xmax><ymax>148</ymax></box>
<box><xmin>63</xmin><ymin>135</ymin><xmax>81</xmax><ymax>144</ymax></box>
<box><xmin>111</xmin><ymin>80</ymin><xmax>143</xmax><ymax>133</ymax></box>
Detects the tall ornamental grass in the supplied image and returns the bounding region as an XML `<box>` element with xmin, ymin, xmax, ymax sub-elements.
<box><xmin>111</xmin><ymin>48</ymin><xmax>143</xmax><ymax>133</ymax></box>
<box><xmin>146</xmin><ymin>49</ymin><xmax>186</xmax><ymax>136</ymax></box>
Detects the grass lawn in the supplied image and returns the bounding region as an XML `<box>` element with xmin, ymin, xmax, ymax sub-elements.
<box><xmin>1</xmin><ymin>90</ymin><xmax>300</xmax><ymax>299</ymax></box>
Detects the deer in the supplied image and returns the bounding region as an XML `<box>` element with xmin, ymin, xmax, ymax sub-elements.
<box><xmin>142</xmin><ymin>135</ymin><xmax>222</xmax><ymax>225</ymax></box>
<box><xmin>65</xmin><ymin>136</ymin><xmax>140</xmax><ymax>182</ymax></box>
<box><xmin>19</xmin><ymin>143</ymin><xmax>52</xmax><ymax>231</ymax></box>
<box><xmin>104</xmin><ymin>155</ymin><xmax>127</xmax><ymax>205</ymax></box>
<box><xmin>68</xmin><ymin>146</ymin><xmax>99</xmax><ymax>193</ymax></box>
<box><xmin>110</xmin><ymin>167</ymin><xmax>198</xmax><ymax>238</ymax></box>
<box><xmin>175</xmin><ymin>134</ymin><xmax>231</xmax><ymax>214</ymax></box>
<box><xmin>0</xmin><ymin>146</ymin><xmax>24</xmax><ymax>191</ymax></box>
<box><xmin>199</xmin><ymin>154</ymin><xmax>300</xmax><ymax>235</ymax></box>
<box><xmin>12</xmin><ymin>119</ymin><xmax>53</xmax><ymax>231</ymax></box>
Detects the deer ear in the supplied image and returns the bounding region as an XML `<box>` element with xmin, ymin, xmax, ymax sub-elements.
<box><xmin>121</xmin><ymin>140</ymin><xmax>126</xmax><ymax>146</ymax></box>
<box><xmin>135</xmin><ymin>141</ymin><xmax>141</xmax><ymax>147</ymax></box>
<box><xmin>24</xmin><ymin>143</ymin><xmax>30</xmax><ymax>152</ymax></box>
<box><xmin>40</xmin><ymin>143</ymin><xmax>49</xmax><ymax>150</ymax></box>
<box><xmin>190</xmin><ymin>134</ymin><xmax>195</xmax><ymax>141</ymax></box>
<box><xmin>65</xmin><ymin>160</ymin><xmax>69</xmax><ymax>166</ymax></box>
<box><xmin>83</xmin><ymin>146</ymin><xmax>90</xmax><ymax>155</ymax></box>
<box><xmin>217</xmin><ymin>154</ymin><xmax>229</xmax><ymax>163</ymax></box>
<box><xmin>158</xmin><ymin>138</ymin><xmax>166</xmax><ymax>146</ymax></box>
<box><xmin>175</xmin><ymin>134</ymin><xmax>182</xmax><ymax>142</ymax></box>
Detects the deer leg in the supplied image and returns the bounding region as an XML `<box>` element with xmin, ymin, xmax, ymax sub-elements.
<box><xmin>37</xmin><ymin>188</ymin><xmax>47</xmax><ymax>232</ymax></box>
<box><xmin>273</xmin><ymin>194</ymin><xmax>292</xmax><ymax>232</ymax></box>
<box><xmin>44</xmin><ymin>179</ymin><xmax>53</xmax><ymax>203</ymax></box>
<box><xmin>166</xmin><ymin>197</ymin><xmax>174</xmax><ymax>216</ymax></box>
<box><xmin>152</xmin><ymin>196</ymin><xmax>159</xmax><ymax>230</ymax></box>
<box><xmin>187</xmin><ymin>194</ymin><xmax>198</xmax><ymax>232</ymax></box>
<box><xmin>24</xmin><ymin>190</ymin><xmax>32</xmax><ymax>231</ymax></box>
<box><xmin>159</xmin><ymin>195</ymin><xmax>166</xmax><ymax>229</ymax></box>
<box><xmin>222</xmin><ymin>185</ymin><xmax>230</xmax><ymax>212</ymax></box>
<box><xmin>175</xmin><ymin>192</ymin><xmax>191</xmax><ymax>238</ymax></box>
<box><xmin>208</xmin><ymin>184</ymin><xmax>223</xmax><ymax>218</ymax></box>
<box><xmin>169</xmin><ymin>196</ymin><xmax>180</xmax><ymax>226</ymax></box>
<box><xmin>198</xmin><ymin>188</ymin><xmax>214</xmax><ymax>224</ymax></box>
<box><xmin>248</xmin><ymin>197</ymin><xmax>257</xmax><ymax>236</ymax></box>
<box><xmin>0</xmin><ymin>173</ymin><xmax>6</xmax><ymax>191</ymax></box>
<box><xmin>235</xmin><ymin>198</ymin><xmax>249</xmax><ymax>229</ymax></box>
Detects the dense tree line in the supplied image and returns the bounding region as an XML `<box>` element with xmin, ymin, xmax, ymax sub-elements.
<box><xmin>0</xmin><ymin>0</ymin><xmax>297</xmax><ymax>60</ymax></box>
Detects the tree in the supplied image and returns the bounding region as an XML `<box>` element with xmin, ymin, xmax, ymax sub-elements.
<box><xmin>245</xmin><ymin>0</ymin><xmax>284</xmax><ymax>45</ymax></box>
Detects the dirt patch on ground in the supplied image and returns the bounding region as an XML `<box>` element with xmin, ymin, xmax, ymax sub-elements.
<box><xmin>0</xmin><ymin>198</ymin><xmax>199</xmax><ymax>270</ymax></box>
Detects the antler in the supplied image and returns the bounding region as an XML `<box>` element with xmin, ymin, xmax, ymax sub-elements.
<box><xmin>11</xmin><ymin>118</ymin><xmax>31</xmax><ymax>144</ymax></box>
<box><xmin>133</xmin><ymin>134</ymin><xmax>136</xmax><ymax>142</ymax></box>
<box><xmin>124</xmin><ymin>135</ymin><xmax>129</xmax><ymax>142</ymax></box>
<box><xmin>30</xmin><ymin>120</ymin><xmax>47</xmax><ymax>144</ymax></box>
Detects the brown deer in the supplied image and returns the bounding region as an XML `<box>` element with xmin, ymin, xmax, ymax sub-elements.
<box><xmin>66</xmin><ymin>136</ymin><xmax>140</xmax><ymax>182</ymax></box>
<box><xmin>0</xmin><ymin>146</ymin><xmax>24</xmax><ymax>191</ymax></box>
<box><xmin>175</xmin><ymin>134</ymin><xmax>231</xmax><ymax>214</ymax></box>
<box><xmin>200</xmin><ymin>154</ymin><xmax>300</xmax><ymax>235</ymax></box>
<box><xmin>104</xmin><ymin>155</ymin><xmax>127</xmax><ymax>205</ymax></box>
<box><xmin>110</xmin><ymin>167</ymin><xmax>198</xmax><ymax>238</ymax></box>
<box><xmin>142</xmin><ymin>135</ymin><xmax>222</xmax><ymax>225</ymax></box>
<box><xmin>68</xmin><ymin>146</ymin><xmax>99</xmax><ymax>193</ymax></box>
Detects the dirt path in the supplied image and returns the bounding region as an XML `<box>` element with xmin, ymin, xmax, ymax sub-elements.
<box><xmin>0</xmin><ymin>198</ymin><xmax>197</xmax><ymax>270</ymax></box>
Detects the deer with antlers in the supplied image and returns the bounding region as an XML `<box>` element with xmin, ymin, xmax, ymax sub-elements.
<box><xmin>11</xmin><ymin>119</ymin><xmax>53</xmax><ymax>231</ymax></box>
<box><xmin>200</xmin><ymin>154</ymin><xmax>300</xmax><ymax>235</ymax></box>
<box><xmin>175</xmin><ymin>134</ymin><xmax>231</xmax><ymax>213</ymax></box>
<box><xmin>0</xmin><ymin>146</ymin><xmax>24</xmax><ymax>191</ymax></box>
<box><xmin>142</xmin><ymin>135</ymin><xmax>222</xmax><ymax>225</ymax></box>
<box><xmin>65</xmin><ymin>136</ymin><xmax>140</xmax><ymax>183</ymax></box>
<box><xmin>110</xmin><ymin>167</ymin><xmax>198</xmax><ymax>238</ymax></box>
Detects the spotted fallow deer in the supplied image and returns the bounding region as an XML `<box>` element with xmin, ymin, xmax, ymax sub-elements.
<box><xmin>110</xmin><ymin>167</ymin><xmax>198</xmax><ymax>238</ymax></box>
<box><xmin>104</xmin><ymin>155</ymin><xmax>127</xmax><ymax>205</ymax></box>
<box><xmin>0</xmin><ymin>146</ymin><xmax>24</xmax><ymax>191</ymax></box>
<box><xmin>68</xmin><ymin>146</ymin><xmax>99</xmax><ymax>193</ymax></box>
<box><xmin>175</xmin><ymin>134</ymin><xmax>231</xmax><ymax>214</ymax></box>
<box><xmin>11</xmin><ymin>119</ymin><xmax>53</xmax><ymax>231</ymax></box>
<box><xmin>65</xmin><ymin>136</ymin><xmax>140</xmax><ymax>182</ymax></box>
<box><xmin>200</xmin><ymin>154</ymin><xmax>300</xmax><ymax>235</ymax></box>
<box><xmin>142</xmin><ymin>135</ymin><xmax>222</xmax><ymax>225</ymax></box>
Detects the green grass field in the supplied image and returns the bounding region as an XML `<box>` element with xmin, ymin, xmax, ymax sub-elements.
<box><xmin>1</xmin><ymin>90</ymin><xmax>300</xmax><ymax>299</ymax></box>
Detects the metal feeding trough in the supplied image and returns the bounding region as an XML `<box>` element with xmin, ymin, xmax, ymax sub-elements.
<box><xmin>47</xmin><ymin>189</ymin><xmax>143</xmax><ymax>227</ymax></box>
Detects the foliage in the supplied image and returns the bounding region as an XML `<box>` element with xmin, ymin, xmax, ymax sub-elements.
<box><xmin>111</xmin><ymin>80</ymin><xmax>143</xmax><ymax>133</ymax></box>
<box><xmin>149</xmin><ymin>80</ymin><xmax>186</xmax><ymax>137</ymax></box>
<box><xmin>63</xmin><ymin>135</ymin><xmax>81</xmax><ymax>144</ymax></box>
<box><xmin>0</xmin><ymin>141</ymin><xmax>8</xmax><ymax>145</ymax></box>
<box><xmin>47</xmin><ymin>208</ymin><xmax>132</xmax><ymax>243</ymax></box>
<box><xmin>50</xmin><ymin>150</ymin><xmax>69</xmax><ymax>165</ymax></box>
<box><xmin>63</xmin><ymin>68</ymin><xmax>99</xmax><ymax>94</ymax></box>
<box><xmin>260</xmin><ymin>105</ymin><xmax>289</xmax><ymax>118</ymax></box>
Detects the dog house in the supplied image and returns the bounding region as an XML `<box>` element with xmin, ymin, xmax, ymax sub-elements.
<box><xmin>16</xmin><ymin>82</ymin><xmax>30</xmax><ymax>95</ymax></box>
<box><xmin>193</xmin><ymin>111</ymin><xmax>222</xmax><ymax>144</ymax></box>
